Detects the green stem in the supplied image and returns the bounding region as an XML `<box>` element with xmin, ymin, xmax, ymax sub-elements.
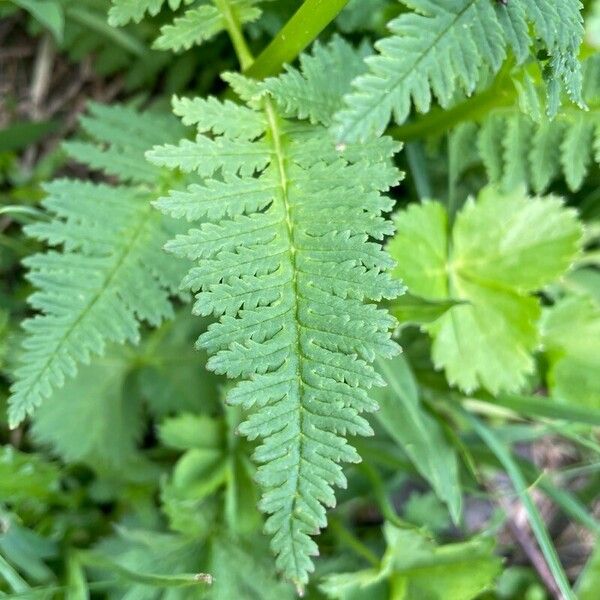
<box><xmin>461</xmin><ymin>408</ymin><xmax>575</xmax><ymax>600</ymax></box>
<box><xmin>473</xmin><ymin>393</ymin><xmax>600</xmax><ymax>427</ymax></box>
<box><xmin>472</xmin><ymin>446</ymin><xmax>600</xmax><ymax>536</ymax></box>
<box><xmin>245</xmin><ymin>0</ymin><xmax>350</xmax><ymax>79</ymax></box>
<box><xmin>214</xmin><ymin>0</ymin><xmax>254</xmax><ymax>69</ymax></box>
<box><xmin>358</xmin><ymin>462</ymin><xmax>410</xmax><ymax>530</ymax></box>
<box><xmin>328</xmin><ymin>518</ymin><xmax>380</xmax><ymax>567</ymax></box>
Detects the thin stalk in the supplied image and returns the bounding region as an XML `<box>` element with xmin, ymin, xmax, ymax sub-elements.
<box><xmin>461</xmin><ymin>408</ymin><xmax>575</xmax><ymax>600</ymax></box>
<box><xmin>328</xmin><ymin>518</ymin><xmax>380</xmax><ymax>567</ymax></box>
<box><xmin>474</xmin><ymin>393</ymin><xmax>600</xmax><ymax>427</ymax></box>
<box><xmin>245</xmin><ymin>0</ymin><xmax>350</xmax><ymax>79</ymax></box>
<box><xmin>213</xmin><ymin>0</ymin><xmax>254</xmax><ymax>70</ymax></box>
<box><xmin>358</xmin><ymin>462</ymin><xmax>411</xmax><ymax>530</ymax></box>
<box><xmin>0</xmin><ymin>205</ymin><xmax>47</xmax><ymax>219</ymax></box>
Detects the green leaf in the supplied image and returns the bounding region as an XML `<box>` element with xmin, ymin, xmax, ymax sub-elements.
<box><xmin>154</xmin><ymin>5</ymin><xmax>227</xmax><ymax>52</ymax></box>
<box><xmin>263</xmin><ymin>35</ymin><xmax>369</xmax><ymax>126</ymax></box>
<box><xmin>208</xmin><ymin>537</ymin><xmax>294</xmax><ymax>599</ymax></box>
<box><xmin>11</xmin><ymin>0</ymin><xmax>64</xmax><ymax>41</ymax></box>
<box><xmin>160</xmin><ymin>409</ymin><xmax>262</xmax><ymax>538</ymax></box>
<box><xmin>321</xmin><ymin>524</ymin><xmax>502</xmax><ymax>600</ymax></box>
<box><xmin>8</xmin><ymin>104</ymin><xmax>188</xmax><ymax>427</ymax></box>
<box><xmin>91</xmin><ymin>528</ymin><xmax>207</xmax><ymax>591</ymax></box>
<box><xmin>541</xmin><ymin>295</ymin><xmax>600</xmax><ymax>408</ymax></box>
<box><xmin>245</xmin><ymin>0</ymin><xmax>352</xmax><ymax>80</ymax></box>
<box><xmin>29</xmin><ymin>347</ymin><xmax>145</xmax><ymax>470</ymax></box>
<box><xmin>160</xmin><ymin>414</ymin><xmax>224</xmax><ymax>452</ymax></box>
<box><xmin>0</xmin><ymin>517</ymin><xmax>57</xmax><ymax>586</ymax></box>
<box><xmin>374</xmin><ymin>356</ymin><xmax>462</xmax><ymax>524</ymax></box>
<box><xmin>147</xmin><ymin>66</ymin><xmax>403</xmax><ymax>586</ymax></box>
<box><xmin>133</xmin><ymin>312</ymin><xmax>222</xmax><ymax>418</ymax></box>
<box><xmin>0</xmin><ymin>447</ymin><xmax>60</xmax><ymax>504</ymax></box>
<box><xmin>154</xmin><ymin>1</ymin><xmax>262</xmax><ymax>53</ymax></box>
<box><xmin>334</xmin><ymin>0</ymin><xmax>585</xmax><ymax>142</ymax></box>
<box><xmin>449</xmin><ymin>54</ymin><xmax>600</xmax><ymax>193</ymax></box>
<box><xmin>79</xmin><ymin>547</ymin><xmax>210</xmax><ymax>588</ymax></box>
<box><xmin>388</xmin><ymin>187</ymin><xmax>582</xmax><ymax>394</ymax></box>
<box><xmin>108</xmin><ymin>0</ymin><xmax>176</xmax><ymax>26</ymax></box>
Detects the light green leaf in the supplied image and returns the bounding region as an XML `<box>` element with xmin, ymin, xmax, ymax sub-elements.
<box><xmin>374</xmin><ymin>356</ymin><xmax>462</xmax><ymax>523</ymax></box>
<box><xmin>389</xmin><ymin>187</ymin><xmax>582</xmax><ymax>394</ymax></box>
<box><xmin>78</xmin><ymin>548</ymin><xmax>212</xmax><ymax>589</ymax></box>
<box><xmin>263</xmin><ymin>35</ymin><xmax>369</xmax><ymax>126</ymax></box>
<box><xmin>0</xmin><ymin>447</ymin><xmax>60</xmax><ymax>504</ymax></box>
<box><xmin>0</xmin><ymin>517</ymin><xmax>57</xmax><ymax>586</ymax></box>
<box><xmin>159</xmin><ymin>414</ymin><xmax>224</xmax><ymax>451</ymax></box>
<box><xmin>334</xmin><ymin>0</ymin><xmax>584</xmax><ymax>142</ymax></box>
<box><xmin>541</xmin><ymin>295</ymin><xmax>600</xmax><ymax>408</ymax></box>
<box><xmin>29</xmin><ymin>347</ymin><xmax>145</xmax><ymax>470</ymax></box>
<box><xmin>7</xmin><ymin>104</ymin><xmax>188</xmax><ymax>428</ymax></box>
<box><xmin>148</xmin><ymin>69</ymin><xmax>403</xmax><ymax>586</ymax></box>
<box><xmin>321</xmin><ymin>524</ymin><xmax>502</xmax><ymax>600</ymax></box>
<box><xmin>208</xmin><ymin>537</ymin><xmax>293</xmax><ymax>600</ymax></box>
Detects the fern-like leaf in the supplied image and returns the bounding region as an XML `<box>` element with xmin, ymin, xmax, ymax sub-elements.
<box><xmin>8</xmin><ymin>104</ymin><xmax>187</xmax><ymax>428</ymax></box>
<box><xmin>109</xmin><ymin>0</ymin><xmax>268</xmax><ymax>53</ymax></box>
<box><xmin>335</xmin><ymin>0</ymin><xmax>585</xmax><ymax>142</ymax></box>
<box><xmin>108</xmin><ymin>0</ymin><xmax>190</xmax><ymax>26</ymax></box>
<box><xmin>147</xmin><ymin>51</ymin><xmax>403</xmax><ymax>585</ymax></box>
<box><xmin>450</xmin><ymin>54</ymin><xmax>600</xmax><ymax>192</ymax></box>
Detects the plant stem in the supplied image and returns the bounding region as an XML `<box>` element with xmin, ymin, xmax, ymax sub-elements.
<box><xmin>474</xmin><ymin>393</ymin><xmax>600</xmax><ymax>427</ymax></box>
<box><xmin>245</xmin><ymin>0</ymin><xmax>350</xmax><ymax>79</ymax></box>
<box><xmin>213</xmin><ymin>0</ymin><xmax>254</xmax><ymax>69</ymax></box>
<box><xmin>328</xmin><ymin>518</ymin><xmax>380</xmax><ymax>567</ymax></box>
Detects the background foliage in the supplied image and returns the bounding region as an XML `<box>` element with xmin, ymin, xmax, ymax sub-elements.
<box><xmin>1</xmin><ymin>0</ymin><xmax>599</xmax><ymax>598</ymax></box>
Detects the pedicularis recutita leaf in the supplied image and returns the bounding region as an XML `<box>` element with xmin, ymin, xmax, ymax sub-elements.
<box><xmin>8</xmin><ymin>104</ymin><xmax>188</xmax><ymax>428</ymax></box>
<box><xmin>449</xmin><ymin>55</ymin><xmax>600</xmax><ymax>194</ymax></box>
<box><xmin>334</xmin><ymin>0</ymin><xmax>585</xmax><ymax>142</ymax></box>
<box><xmin>388</xmin><ymin>187</ymin><xmax>583</xmax><ymax>394</ymax></box>
<box><xmin>109</xmin><ymin>0</ymin><xmax>269</xmax><ymax>52</ymax></box>
<box><xmin>147</xmin><ymin>57</ymin><xmax>403</xmax><ymax>585</ymax></box>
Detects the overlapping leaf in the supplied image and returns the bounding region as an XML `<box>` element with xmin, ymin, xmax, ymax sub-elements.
<box><xmin>449</xmin><ymin>54</ymin><xmax>600</xmax><ymax>193</ymax></box>
<box><xmin>147</xmin><ymin>39</ymin><xmax>403</xmax><ymax>585</ymax></box>
<box><xmin>8</xmin><ymin>104</ymin><xmax>188</xmax><ymax>427</ymax></box>
<box><xmin>389</xmin><ymin>187</ymin><xmax>582</xmax><ymax>394</ymax></box>
<box><xmin>335</xmin><ymin>0</ymin><xmax>585</xmax><ymax>142</ymax></box>
<box><xmin>109</xmin><ymin>0</ymin><xmax>269</xmax><ymax>53</ymax></box>
<box><xmin>541</xmin><ymin>295</ymin><xmax>600</xmax><ymax>408</ymax></box>
<box><xmin>321</xmin><ymin>523</ymin><xmax>502</xmax><ymax>599</ymax></box>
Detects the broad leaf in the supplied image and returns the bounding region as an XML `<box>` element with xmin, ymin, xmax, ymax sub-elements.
<box><xmin>541</xmin><ymin>295</ymin><xmax>600</xmax><ymax>408</ymax></box>
<box><xmin>321</xmin><ymin>524</ymin><xmax>502</xmax><ymax>600</ymax></box>
<box><xmin>388</xmin><ymin>187</ymin><xmax>582</xmax><ymax>394</ymax></box>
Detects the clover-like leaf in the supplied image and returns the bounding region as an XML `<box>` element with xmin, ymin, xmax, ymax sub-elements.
<box><xmin>389</xmin><ymin>187</ymin><xmax>582</xmax><ymax>394</ymax></box>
